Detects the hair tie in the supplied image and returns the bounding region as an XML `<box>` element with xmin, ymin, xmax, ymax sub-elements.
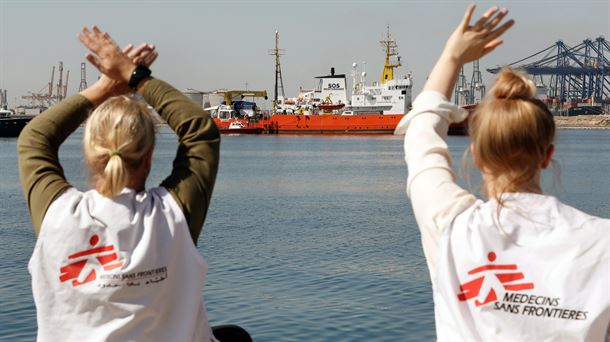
<box><xmin>108</xmin><ymin>150</ymin><xmax>122</xmax><ymax>158</ymax></box>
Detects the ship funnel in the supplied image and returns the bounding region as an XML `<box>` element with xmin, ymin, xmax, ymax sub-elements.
<box><xmin>331</xmin><ymin>67</ymin><xmax>335</xmax><ymax>76</ymax></box>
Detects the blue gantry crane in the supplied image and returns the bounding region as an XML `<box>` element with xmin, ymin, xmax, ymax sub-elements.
<box><xmin>487</xmin><ymin>36</ymin><xmax>609</xmax><ymax>114</ymax></box>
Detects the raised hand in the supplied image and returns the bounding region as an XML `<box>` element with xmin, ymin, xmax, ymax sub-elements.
<box><xmin>78</xmin><ymin>26</ymin><xmax>158</xmax><ymax>106</ymax></box>
<box><xmin>78</xmin><ymin>26</ymin><xmax>137</xmax><ymax>83</ymax></box>
<box><xmin>422</xmin><ymin>5</ymin><xmax>514</xmax><ymax>98</ymax></box>
<box><xmin>123</xmin><ymin>43</ymin><xmax>158</xmax><ymax>68</ymax></box>
<box><xmin>444</xmin><ymin>5</ymin><xmax>514</xmax><ymax>64</ymax></box>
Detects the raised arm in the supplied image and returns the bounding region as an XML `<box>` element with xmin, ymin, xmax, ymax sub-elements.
<box><xmin>79</xmin><ymin>26</ymin><xmax>220</xmax><ymax>245</ymax></box>
<box><xmin>143</xmin><ymin>80</ymin><xmax>220</xmax><ymax>245</ymax></box>
<box><xmin>394</xmin><ymin>5</ymin><xmax>513</xmax><ymax>278</ymax></box>
<box><xmin>17</xmin><ymin>93</ymin><xmax>93</xmax><ymax>234</ymax></box>
<box><xmin>18</xmin><ymin>34</ymin><xmax>156</xmax><ymax>235</ymax></box>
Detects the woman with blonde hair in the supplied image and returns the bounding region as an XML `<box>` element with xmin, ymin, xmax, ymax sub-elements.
<box><xmin>18</xmin><ymin>27</ymin><xmax>250</xmax><ymax>341</ymax></box>
<box><xmin>395</xmin><ymin>5</ymin><xmax>609</xmax><ymax>340</ymax></box>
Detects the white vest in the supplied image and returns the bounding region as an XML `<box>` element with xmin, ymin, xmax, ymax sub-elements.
<box><xmin>433</xmin><ymin>193</ymin><xmax>610</xmax><ymax>341</ymax></box>
<box><xmin>29</xmin><ymin>187</ymin><xmax>216</xmax><ymax>342</ymax></box>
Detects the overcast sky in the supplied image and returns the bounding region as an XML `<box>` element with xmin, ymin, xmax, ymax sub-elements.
<box><xmin>1</xmin><ymin>0</ymin><xmax>608</xmax><ymax>108</ymax></box>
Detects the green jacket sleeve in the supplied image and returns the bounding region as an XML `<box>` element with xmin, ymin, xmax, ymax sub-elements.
<box><xmin>142</xmin><ymin>79</ymin><xmax>220</xmax><ymax>245</ymax></box>
<box><xmin>17</xmin><ymin>95</ymin><xmax>93</xmax><ymax>235</ymax></box>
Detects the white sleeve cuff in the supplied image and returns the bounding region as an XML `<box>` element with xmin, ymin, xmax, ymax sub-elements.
<box><xmin>393</xmin><ymin>91</ymin><xmax>468</xmax><ymax>135</ymax></box>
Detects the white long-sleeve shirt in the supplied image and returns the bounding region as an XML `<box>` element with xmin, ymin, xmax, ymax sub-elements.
<box><xmin>396</xmin><ymin>91</ymin><xmax>610</xmax><ymax>341</ymax></box>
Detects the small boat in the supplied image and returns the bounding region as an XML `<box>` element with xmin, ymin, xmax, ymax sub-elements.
<box><xmin>219</xmin><ymin>120</ymin><xmax>263</xmax><ymax>134</ymax></box>
<box><xmin>318</xmin><ymin>103</ymin><xmax>345</xmax><ymax>111</ymax></box>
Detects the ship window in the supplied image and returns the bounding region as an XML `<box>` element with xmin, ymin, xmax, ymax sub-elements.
<box><xmin>399</xmin><ymin>96</ymin><xmax>404</xmax><ymax>99</ymax></box>
<box><xmin>383</xmin><ymin>96</ymin><xmax>392</xmax><ymax>101</ymax></box>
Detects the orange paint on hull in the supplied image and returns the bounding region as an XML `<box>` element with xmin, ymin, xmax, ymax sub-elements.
<box><xmin>213</xmin><ymin>113</ymin><xmax>468</xmax><ymax>135</ymax></box>
<box><xmin>264</xmin><ymin>114</ymin><xmax>404</xmax><ymax>134</ymax></box>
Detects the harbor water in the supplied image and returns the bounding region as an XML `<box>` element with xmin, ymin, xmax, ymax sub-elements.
<box><xmin>1</xmin><ymin>129</ymin><xmax>609</xmax><ymax>341</ymax></box>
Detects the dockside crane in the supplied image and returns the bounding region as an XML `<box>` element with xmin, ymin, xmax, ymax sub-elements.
<box><xmin>79</xmin><ymin>63</ymin><xmax>88</xmax><ymax>92</ymax></box>
<box><xmin>63</xmin><ymin>69</ymin><xmax>70</xmax><ymax>100</ymax></box>
<box><xmin>49</xmin><ymin>65</ymin><xmax>55</xmax><ymax>99</ymax></box>
<box><xmin>454</xmin><ymin>66</ymin><xmax>470</xmax><ymax>106</ymax></box>
<box><xmin>487</xmin><ymin>36</ymin><xmax>610</xmax><ymax>112</ymax></box>
<box><xmin>0</xmin><ymin>89</ymin><xmax>8</xmax><ymax>109</ymax></box>
<box><xmin>57</xmin><ymin>62</ymin><xmax>64</xmax><ymax>101</ymax></box>
<box><xmin>470</xmin><ymin>60</ymin><xmax>485</xmax><ymax>104</ymax></box>
<box><xmin>22</xmin><ymin>62</ymin><xmax>70</xmax><ymax>107</ymax></box>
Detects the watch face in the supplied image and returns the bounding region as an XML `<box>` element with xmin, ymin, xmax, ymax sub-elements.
<box><xmin>129</xmin><ymin>65</ymin><xmax>152</xmax><ymax>89</ymax></box>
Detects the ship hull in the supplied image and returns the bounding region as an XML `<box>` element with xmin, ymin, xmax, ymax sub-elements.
<box><xmin>0</xmin><ymin>116</ymin><xmax>34</xmax><ymax>138</ymax></box>
<box><xmin>220</xmin><ymin>127</ymin><xmax>263</xmax><ymax>134</ymax></box>
<box><xmin>213</xmin><ymin>113</ymin><xmax>468</xmax><ymax>135</ymax></box>
<box><xmin>265</xmin><ymin>114</ymin><xmax>467</xmax><ymax>135</ymax></box>
<box><xmin>265</xmin><ymin>114</ymin><xmax>404</xmax><ymax>134</ymax></box>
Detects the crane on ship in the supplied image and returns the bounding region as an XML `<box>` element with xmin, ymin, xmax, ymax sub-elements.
<box><xmin>487</xmin><ymin>36</ymin><xmax>610</xmax><ymax>114</ymax></box>
<box><xmin>216</xmin><ymin>90</ymin><xmax>268</xmax><ymax>106</ymax></box>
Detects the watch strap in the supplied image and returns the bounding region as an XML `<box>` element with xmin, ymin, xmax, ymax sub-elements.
<box><xmin>128</xmin><ymin>65</ymin><xmax>152</xmax><ymax>89</ymax></box>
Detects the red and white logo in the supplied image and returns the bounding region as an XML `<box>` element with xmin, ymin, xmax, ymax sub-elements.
<box><xmin>59</xmin><ymin>234</ymin><xmax>124</xmax><ymax>287</ymax></box>
<box><xmin>457</xmin><ymin>251</ymin><xmax>534</xmax><ymax>307</ymax></box>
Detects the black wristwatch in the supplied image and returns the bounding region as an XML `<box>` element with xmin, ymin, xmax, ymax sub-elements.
<box><xmin>128</xmin><ymin>65</ymin><xmax>152</xmax><ymax>89</ymax></box>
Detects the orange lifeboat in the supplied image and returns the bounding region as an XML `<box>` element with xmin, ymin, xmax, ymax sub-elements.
<box><xmin>318</xmin><ymin>103</ymin><xmax>345</xmax><ymax>111</ymax></box>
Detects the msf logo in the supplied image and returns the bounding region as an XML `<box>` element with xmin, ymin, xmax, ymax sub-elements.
<box><xmin>59</xmin><ymin>235</ymin><xmax>124</xmax><ymax>287</ymax></box>
<box><xmin>457</xmin><ymin>252</ymin><xmax>534</xmax><ymax>307</ymax></box>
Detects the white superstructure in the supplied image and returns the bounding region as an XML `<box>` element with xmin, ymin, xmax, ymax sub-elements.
<box><xmin>346</xmin><ymin>62</ymin><xmax>412</xmax><ymax>114</ymax></box>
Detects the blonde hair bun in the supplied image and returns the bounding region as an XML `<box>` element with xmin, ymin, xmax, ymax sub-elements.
<box><xmin>468</xmin><ymin>67</ymin><xmax>555</xmax><ymax>202</ymax></box>
<box><xmin>490</xmin><ymin>68</ymin><xmax>536</xmax><ymax>100</ymax></box>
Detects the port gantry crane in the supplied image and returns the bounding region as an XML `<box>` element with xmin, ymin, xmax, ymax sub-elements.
<box><xmin>22</xmin><ymin>62</ymin><xmax>70</xmax><ymax>107</ymax></box>
<box><xmin>454</xmin><ymin>67</ymin><xmax>469</xmax><ymax>106</ymax></box>
<box><xmin>78</xmin><ymin>63</ymin><xmax>88</xmax><ymax>92</ymax></box>
<box><xmin>454</xmin><ymin>60</ymin><xmax>485</xmax><ymax>106</ymax></box>
<box><xmin>487</xmin><ymin>36</ymin><xmax>610</xmax><ymax>113</ymax></box>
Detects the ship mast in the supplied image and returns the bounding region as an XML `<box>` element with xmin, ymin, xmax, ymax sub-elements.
<box><xmin>269</xmin><ymin>31</ymin><xmax>286</xmax><ymax>112</ymax></box>
<box><xmin>379</xmin><ymin>25</ymin><xmax>401</xmax><ymax>84</ymax></box>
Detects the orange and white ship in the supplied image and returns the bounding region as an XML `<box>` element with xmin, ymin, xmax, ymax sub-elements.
<box><xmin>267</xmin><ymin>27</ymin><xmax>413</xmax><ymax>134</ymax></box>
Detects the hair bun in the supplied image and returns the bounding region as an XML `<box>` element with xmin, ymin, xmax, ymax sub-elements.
<box><xmin>491</xmin><ymin>68</ymin><xmax>536</xmax><ymax>100</ymax></box>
